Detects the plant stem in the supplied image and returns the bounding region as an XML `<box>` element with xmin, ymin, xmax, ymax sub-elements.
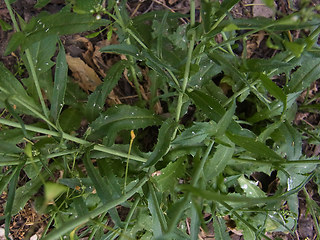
<box><xmin>4</xmin><ymin>0</ymin><xmax>50</xmax><ymax>120</ymax></box>
<box><xmin>0</xmin><ymin>118</ymin><xmax>147</xmax><ymax>163</ymax></box>
<box><xmin>119</xmin><ymin>196</ymin><xmax>140</xmax><ymax>240</ymax></box>
<box><xmin>175</xmin><ymin>0</ymin><xmax>196</xmax><ymax>123</ymax></box>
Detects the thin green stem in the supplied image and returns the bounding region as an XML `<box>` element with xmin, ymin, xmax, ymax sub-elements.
<box><xmin>0</xmin><ymin>118</ymin><xmax>147</xmax><ymax>163</ymax></box>
<box><xmin>175</xmin><ymin>0</ymin><xmax>196</xmax><ymax>123</ymax></box>
<box><xmin>119</xmin><ymin>196</ymin><xmax>140</xmax><ymax>240</ymax></box>
<box><xmin>25</xmin><ymin>49</ymin><xmax>50</xmax><ymax>118</ymax></box>
<box><xmin>41</xmin><ymin>176</ymin><xmax>149</xmax><ymax>240</ymax></box>
<box><xmin>4</xmin><ymin>0</ymin><xmax>19</xmax><ymax>31</ymax></box>
<box><xmin>126</xmin><ymin>39</ymin><xmax>142</xmax><ymax>100</ymax></box>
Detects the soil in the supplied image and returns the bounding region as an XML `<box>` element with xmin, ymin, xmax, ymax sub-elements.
<box><xmin>0</xmin><ymin>0</ymin><xmax>319</xmax><ymax>239</ymax></box>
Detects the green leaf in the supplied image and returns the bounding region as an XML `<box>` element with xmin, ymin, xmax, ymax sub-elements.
<box><xmin>187</xmin><ymin>90</ymin><xmax>252</xmax><ymax>137</ymax></box>
<box><xmin>72</xmin><ymin>0</ymin><xmax>100</xmax><ymax>14</ymax></box>
<box><xmin>238</xmin><ymin>175</ymin><xmax>265</xmax><ymax>198</ymax></box>
<box><xmin>88</xmin><ymin>105</ymin><xmax>162</xmax><ymax>145</ymax></box>
<box><xmin>25</xmin><ymin>34</ymin><xmax>57</xmax><ymax>74</ymax></box>
<box><xmin>0</xmin><ymin>62</ymin><xmax>41</xmax><ymax>115</ymax></box>
<box><xmin>0</xmin><ymin>19</ymin><xmax>12</xmax><ymax>31</ymax></box>
<box><xmin>59</xmin><ymin>108</ymin><xmax>83</xmax><ymax>133</ymax></box>
<box><xmin>283</xmin><ymin>40</ymin><xmax>305</xmax><ymax>58</ymax></box>
<box><xmin>44</xmin><ymin>182</ymin><xmax>68</xmax><ymax>202</ymax></box>
<box><xmin>154</xmin><ymin>157</ymin><xmax>186</xmax><ymax>193</ymax></box>
<box><xmin>5</xmin><ymin>164</ymin><xmax>23</xmax><ymax>238</ymax></box>
<box><xmin>100</xmin><ymin>43</ymin><xmax>140</xmax><ymax>56</ymax></box>
<box><xmin>287</xmin><ymin>53</ymin><xmax>320</xmax><ymax>93</ymax></box>
<box><xmin>259</xmin><ymin>73</ymin><xmax>286</xmax><ymax>104</ymax></box>
<box><xmin>12</xmin><ymin>164</ymin><xmax>53</xmax><ymax>214</ymax></box>
<box><xmin>271</xmin><ymin>121</ymin><xmax>302</xmax><ymax>160</ymax></box>
<box><xmin>215</xmin><ymin>101</ymin><xmax>236</xmax><ymax>136</ymax></box>
<box><xmin>4</xmin><ymin>32</ymin><xmax>24</xmax><ymax>56</ymax></box>
<box><xmin>143</xmin><ymin>118</ymin><xmax>178</xmax><ymax>168</ymax></box>
<box><xmin>226</xmin><ymin>132</ymin><xmax>283</xmax><ymax>160</ymax></box>
<box><xmin>5</xmin><ymin>12</ymin><xmax>109</xmax><ymax>54</ymax></box>
<box><xmin>212</xmin><ymin>216</ymin><xmax>231</xmax><ymax>240</ymax></box>
<box><xmin>51</xmin><ymin>43</ymin><xmax>68</xmax><ymax>122</ymax></box>
<box><xmin>83</xmin><ymin>152</ymin><xmax>123</xmax><ymax>226</ymax></box>
<box><xmin>35</xmin><ymin>0</ymin><xmax>51</xmax><ymax>8</ymax></box>
<box><xmin>0</xmin><ymin>139</ymin><xmax>23</xmax><ymax>155</ymax></box>
<box><xmin>204</xmin><ymin>140</ymin><xmax>234</xmax><ymax>181</ymax></box>
<box><xmin>85</xmin><ymin>60</ymin><xmax>128</xmax><ymax>121</ymax></box>
<box><xmin>172</xmin><ymin>122</ymin><xmax>216</xmax><ymax>146</ymax></box>
<box><xmin>209</xmin><ymin>51</ymin><xmax>249</xmax><ymax>88</ymax></box>
<box><xmin>243</xmin><ymin>58</ymin><xmax>291</xmax><ymax>73</ymax></box>
<box><xmin>147</xmin><ymin>182</ymin><xmax>167</xmax><ymax>237</ymax></box>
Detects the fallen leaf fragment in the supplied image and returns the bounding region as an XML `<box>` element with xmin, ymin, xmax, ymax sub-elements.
<box><xmin>66</xmin><ymin>54</ymin><xmax>102</xmax><ymax>93</ymax></box>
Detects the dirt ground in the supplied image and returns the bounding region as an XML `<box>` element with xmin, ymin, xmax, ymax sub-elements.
<box><xmin>0</xmin><ymin>0</ymin><xmax>320</xmax><ymax>239</ymax></box>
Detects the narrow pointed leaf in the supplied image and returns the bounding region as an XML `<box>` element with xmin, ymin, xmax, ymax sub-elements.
<box><xmin>215</xmin><ymin>101</ymin><xmax>236</xmax><ymax>136</ymax></box>
<box><xmin>50</xmin><ymin>43</ymin><xmax>68</xmax><ymax>122</ymax></box>
<box><xmin>5</xmin><ymin>164</ymin><xmax>23</xmax><ymax>238</ymax></box>
<box><xmin>83</xmin><ymin>152</ymin><xmax>123</xmax><ymax>226</ymax></box>
<box><xmin>85</xmin><ymin>60</ymin><xmax>128</xmax><ymax>121</ymax></box>
<box><xmin>204</xmin><ymin>141</ymin><xmax>234</xmax><ymax>181</ymax></box>
<box><xmin>143</xmin><ymin>118</ymin><xmax>177</xmax><ymax>167</ymax></box>
<box><xmin>212</xmin><ymin>216</ymin><xmax>231</xmax><ymax>240</ymax></box>
<box><xmin>100</xmin><ymin>44</ymin><xmax>140</xmax><ymax>57</ymax></box>
<box><xmin>5</xmin><ymin>12</ymin><xmax>109</xmax><ymax>54</ymax></box>
<box><xmin>154</xmin><ymin>157</ymin><xmax>186</xmax><ymax>193</ymax></box>
<box><xmin>226</xmin><ymin>132</ymin><xmax>283</xmax><ymax>160</ymax></box>
<box><xmin>287</xmin><ymin>53</ymin><xmax>320</xmax><ymax>92</ymax></box>
<box><xmin>260</xmin><ymin>73</ymin><xmax>286</xmax><ymax>103</ymax></box>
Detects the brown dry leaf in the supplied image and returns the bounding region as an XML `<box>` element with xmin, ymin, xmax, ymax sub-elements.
<box><xmin>168</xmin><ymin>0</ymin><xmax>179</xmax><ymax>4</ymax></box>
<box><xmin>246</xmin><ymin>31</ymin><xmax>266</xmax><ymax>58</ymax></box>
<box><xmin>107</xmin><ymin>90</ymin><xmax>122</xmax><ymax>105</ymax></box>
<box><xmin>66</xmin><ymin>54</ymin><xmax>102</xmax><ymax>93</ymax></box>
